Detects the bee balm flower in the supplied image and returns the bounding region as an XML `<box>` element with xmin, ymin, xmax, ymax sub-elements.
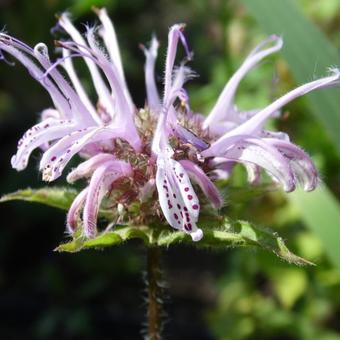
<box><xmin>1</xmin><ymin>9</ymin><xmax>339</xmax><ymax>240</ymax></box>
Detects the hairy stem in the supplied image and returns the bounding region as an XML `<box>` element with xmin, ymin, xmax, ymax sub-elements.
<box><xmin>146</xmin><ymin>246</ymin><xmax>163</xmax><ymax>340</ymax></box>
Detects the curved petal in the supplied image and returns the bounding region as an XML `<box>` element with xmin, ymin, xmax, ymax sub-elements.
<box><xmin>83</xmin><ymin>160</ymin><xmax>132</xmax><ymax>238</ymax></box>
<box><xmin>95</xmin><ymin>7</ymin><xmax>126</xmax><ymax>85</ymax></box>
<box><xmin>39</xmin><ymin>127</ymin><xmax>94</xmax><ymax>181</ymax></box>
<box><xmin>164</xmin><ymin>24</ymin><xmax>191</xmax><ymax>99</ymax></box>
<box><xmin>203</xmin><ymin>35</ymin><xmax>283</xmax><ymax>129</ymax></box>
<box><xmin>219</xmin><ymin>137</ymin><xmax>296</xmax><ymax>192</ymax></box>
<box><xmin>33</xmin><ymin>43</ymin><xmax>98</xmax><ymax>125</ymax></box>
<box><xmin>66</xmin><ymin>188</ymin><xmax>88</xmax><ymax>233</ymax></box>
<box><xmin>267</xmin><ymin>138</ymin><xmax>319</xmax><ymax>191</ymax></box>
<box><xmin>59</xmin><ymin>13</ymin><xmax>115</xmax><ymax>118</ymax></box>
<box><xmin>226</xmin><ymin>69</ymin><xmax>340</xmax><ymax>137</ymax></box>
<box><xmin>0</xmin><ymin>34</ymin><xmax>73</xmax><ymax>119</ymax></box>
<box><xmin>40</xmin><ymin>126</ymin><xmax>136</xmax><ymax>181</ymax></box>
<box><xmin>156</xmin><ymin>155</ymin><xmax>203</xmax><ymax>241</ymax></box>
<box><xmin>152</xmin><ymin>66</ymin><xmax>195</xmax><ymax>155</ymax></box>
<box><xmin>11</xmin><ymin>118</ymin><xmax>77</xmax><ymax>171</ymax></box>
<box><xmin>85</xmin><ymin>27</ymin><xmax>135</xmax><ymax>116</ymax></box>
<box><xmin>208</xmin><ymin>158</ymin><xmax>235</xmax><ymax>181</ymax></box>
<box><xmin>141</xmin><ymin>35</ymin><xmax>161</xmax><ymax>111</ymax></box>
<box><xmin>67</xmin><ymin>153</ymin><xmax>116</xmax><ymax>183</ymax></box>
<box><xmin>244</xmin><ymin>163</ymin><xmax>261</xmax><ymax>185</ymax></box>
<box><xmin>62</xmin><ymin>48</ymin><xmax>99</xmax><ymax>122</ymax></box>
<box><xmin>95</xmin><ymin>7</ymin><xmax>134</xmax><ymax>112</ymax></box>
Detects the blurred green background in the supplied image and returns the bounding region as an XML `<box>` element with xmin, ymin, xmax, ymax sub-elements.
<box><xmin>0</xmin><ymin>0</ymin><xmax>340</xmax><ymax>339</ymax></box>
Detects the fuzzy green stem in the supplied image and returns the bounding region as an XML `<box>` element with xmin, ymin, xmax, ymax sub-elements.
<box><xmin>146</xmin><ymin>246</ymin><xmax>163</xmax><ymax>340</ymax></box>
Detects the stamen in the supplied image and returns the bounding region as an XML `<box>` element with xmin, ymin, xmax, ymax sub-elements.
<box><xmin>37</xmin><ymin>53</ymin><xmax>84</xmax><ymax>81</ymax></box>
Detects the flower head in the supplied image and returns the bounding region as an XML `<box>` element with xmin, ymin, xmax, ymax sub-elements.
<box><xmin>1</xmin><ymin>10</ymin><xmax>339</xmax><ymax>240</ymax></box>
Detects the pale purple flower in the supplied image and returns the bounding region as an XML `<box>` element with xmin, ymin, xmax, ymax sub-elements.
<box><xmin>1</xmin><ymin>10</ymin><xmax>339</xmax><ymax>241</ymax></box>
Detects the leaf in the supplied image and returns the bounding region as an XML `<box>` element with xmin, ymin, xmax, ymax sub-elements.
<box><xmin>56</xmin><ymin>219</ymin><xmax>313</xmax><ymax>265</ymax></box>
<box><xmin>241</xmin><ymin>0</ymin><xmax>340</xmax><ymax>149</ymax></box>
<box><xmin>0</xmin><ymin>187</ymin><xmax>115</xmax><ymax>220</ymax></box>
<box><xmin>1</xmin><ymin>189</ymin><xmax>312</xmax><ymax>266</ymax></box>
<box><xmin>288</xmin><ymin>187</ymin><xmax>340</xmax><ymax>269</ymax></box>
<box><xmin>0</xmin><ymin>187</ymin><xmax>77</xmax><ymax>211</ymax></box>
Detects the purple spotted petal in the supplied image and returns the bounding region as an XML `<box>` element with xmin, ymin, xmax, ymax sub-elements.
<box><xmin>40</xmin><ymin>126</ymin><xmax>136</xmax><ymax>181</ymax></box>
<box><xmin>156</xmin><ymin>155</ymin><xmax>203</xmax><ymax>241</ymax></box>
<box><xmin>83</xmin><ymin>160</ymin><xmax>132</xmax><ymax>238</ymax></box>
<box><xmin>11</xmin><ymin>118</ymin><xmax>77</xmax><ymax>171</ymax></box>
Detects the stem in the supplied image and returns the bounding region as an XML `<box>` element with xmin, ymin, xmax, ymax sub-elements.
<box><xmin>146</xmin><ymin>246</ymin><xmax>163</xmax><ymax>340</ymax></box>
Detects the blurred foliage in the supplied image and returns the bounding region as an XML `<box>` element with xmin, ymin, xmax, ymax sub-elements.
<box><xmin>209</xmin><ymin>248</ymin><xmax>340</xmax><ymax>340</ymax></box>
<box><xmin>0</xmin><ymin>0</ymin><xmax>340</xmax><ymax>339</ymax></box>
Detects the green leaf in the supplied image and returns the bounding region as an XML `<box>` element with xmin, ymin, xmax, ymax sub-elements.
<box><xmin>241</xmin><ymin>0</ymin><xmax>340</xmax><ymax>149</ymax></box>
<box><xmin>0</xmin><ymin>187</ymin><xmax>115</xmax><ymax>220</ymax></box>
<box><xmin>288</xmin><ymin>187</ymin><xmax>340</xmax><ymax>269</ymax></box>
<box><xmin>56</xmin><ymin>220</ymin><xmax>313</xmax><ymax>266</ymax></box>
<box><xmin>0</xmin><ymin>187</ymin><xmax>77</xmax><ymax>211</ymax></box>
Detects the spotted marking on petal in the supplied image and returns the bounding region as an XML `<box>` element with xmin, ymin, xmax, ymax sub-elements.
<box><xmin>156</xmin><ymin>155</ymin><xmax>202</xmax><ymax>240</ymax></box>
<box><xmin>41</xmin><ymin>128</ymin><xmax>94</xmax><ymax>181</ymax></box>
<box><xmin>12</xmin><ymin>118</ymin><xmax>77</xmax><ymax>171</ymax></box>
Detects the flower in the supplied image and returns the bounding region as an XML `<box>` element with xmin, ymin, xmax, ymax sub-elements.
<box><xmin>1</xmin><ymin>9</ymin><xmax>339</xmax><ymax>241</ymax></box>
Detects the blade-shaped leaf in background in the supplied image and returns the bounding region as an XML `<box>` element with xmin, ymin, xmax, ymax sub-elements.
<box><xmin>289</xmin><ymin>187</ymin><xmax>340</xmax><ymax>268</ymax></box>
<box><xmin>241</xmin><ymin>0</ymin><xmax>340</xmax><ymax>269</ymax></box>
<box><xmin>241</xmin><ymin>0</ymin><xmax>340</xmax><ymax>150</ymax></box>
